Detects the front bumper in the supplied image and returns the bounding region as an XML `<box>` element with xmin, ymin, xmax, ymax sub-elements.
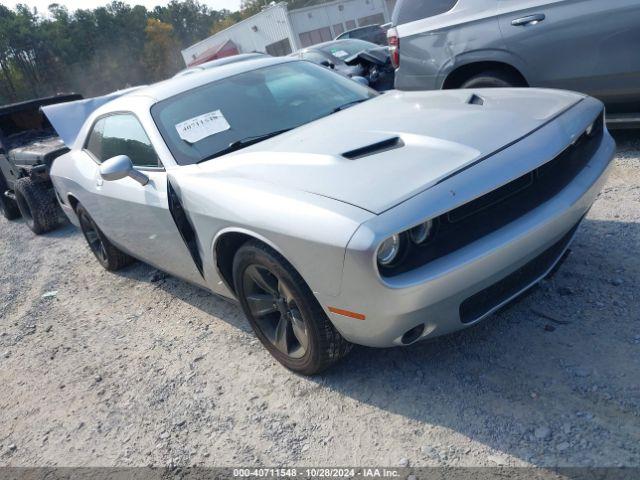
<box><xmin>321</xmin><ymin>99</ymin><xmax>615</xmax><ymax>348</ymax></box>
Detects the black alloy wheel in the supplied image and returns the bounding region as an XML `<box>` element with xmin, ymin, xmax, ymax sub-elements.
<box><xmin>242</xmin><ymin>264</ymin><xmax>309</xmax><ymax>359</ymax></box>
<box><xmin>232</xmin><ymin>240</ymin><xmax>352</xmax><ymax>375</ymax></box>
<box><xmin>78</xmin><ymin>208</ymin><xmax>108</xmax><ymax>265</ymax></box>
<box><xmin>75</xmin><ymin>203</ymin><xmax>134</xmax><ymax>271</ymax></box>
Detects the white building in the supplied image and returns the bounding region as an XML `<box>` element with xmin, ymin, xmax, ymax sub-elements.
<box><xmin>181</xmin><ymin>0</ymin><xmax>397</xmax><ymax>66</ymax></box>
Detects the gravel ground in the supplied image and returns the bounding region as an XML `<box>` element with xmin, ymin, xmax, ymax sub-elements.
<box><xmin>0</xmin><ymin>132</ymin><xmax>638</xmax><ymax>468</ymax></box>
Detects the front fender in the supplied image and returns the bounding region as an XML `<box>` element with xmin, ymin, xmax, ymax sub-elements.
<box><xmin>171</xmin><ymin>170</ymin><xmax>373</xmax><ymax>299</ymax></box>
<box><xmin>210</xmin><ymin>226</ymin><xmax>294</xmax><ymax>296</ymax></box>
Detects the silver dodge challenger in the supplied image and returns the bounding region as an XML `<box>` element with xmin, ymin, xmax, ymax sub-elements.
<box><xmin>45</xmin><ymin>57</ymin><xmax>615</xmax><ymax>374</ymax></box>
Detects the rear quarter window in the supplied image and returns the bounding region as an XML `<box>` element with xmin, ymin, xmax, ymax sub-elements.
<box><xmin>392</xmin><ymin>0</ymin><xmax>458</xmax><ymax>25</ymax></box>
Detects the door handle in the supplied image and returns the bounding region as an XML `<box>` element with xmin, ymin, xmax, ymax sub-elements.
<box><xmin>512</xmin><ymin>14</ymin><xmax>545</xmax><ymax>26</ymax></box>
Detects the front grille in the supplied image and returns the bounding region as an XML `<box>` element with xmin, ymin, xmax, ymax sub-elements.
<box><xmin>459</xmin><ymin>221</ymin><xmax>580</xmax><ymax>324</ymax></box>
<box><xmin>380</xmin><ymin>112</ymin><xmax>603</xmax><ymax>278</ymax></box>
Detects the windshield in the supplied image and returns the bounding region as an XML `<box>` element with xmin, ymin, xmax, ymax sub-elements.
<box><xmin>317</xmin><ymin>40</ymin><xmax>378</xmax><ymax>61</ymax></box>
<box><xmin>151</xmin><ymin>61</ymin><xmax>376</xmax><ymax>165</ymax></box>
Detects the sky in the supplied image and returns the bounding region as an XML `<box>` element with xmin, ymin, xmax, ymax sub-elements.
<box><xmin>0</xmin><ymin>0</ymin><xmax>242</xmax><ymax>13</ymax></box>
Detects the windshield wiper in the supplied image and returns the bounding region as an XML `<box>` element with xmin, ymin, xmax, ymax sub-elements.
<box><xmin>331</xmin><ymin>98</ymin><xmax>369</xmax><ymax>114</ymax></box>
<box><xmin>198</xmin><ymin>128</ymin><xmax>293</xmax><ymax>163</ymax></box>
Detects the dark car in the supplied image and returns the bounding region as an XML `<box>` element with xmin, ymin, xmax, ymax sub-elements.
<box><xmin>0</xmin><ymin>94</ymin><xmax>82</xmax><ymax>233</ymax></box>
<box><xmin>335</xmin><ymin>24</ymin><xmax>388</xmax><ymax>46</ymax></box>
<box><xmin>292</xmin><ymin>39</ymin><xmax>395</xmax><ymax>91</ymax></box>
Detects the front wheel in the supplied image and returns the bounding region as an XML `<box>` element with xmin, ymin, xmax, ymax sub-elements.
<box><xmin>233</xmin><ymin>240</ymin><xmax>352</xmax><ymax>375</ymax></box>
<box><xmin>76</xmin><ymin>203</ymin><xmax>134</xmax><ymax>271</ymax></box>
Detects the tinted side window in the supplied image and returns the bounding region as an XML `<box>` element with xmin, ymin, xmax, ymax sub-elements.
<box><xmin>392</xmin><ymin>0</ymin><xmax>458</xmax><ymax>25</ymax></box>
<box><xmin>85</xmin><ymin>117</ymin><xmax>105</xmax><ymax>160</ymax></box>
<box><xmin>86</xmin><ymin>114</ymin><xmax>159</xmax><ymax>168</ymax></box>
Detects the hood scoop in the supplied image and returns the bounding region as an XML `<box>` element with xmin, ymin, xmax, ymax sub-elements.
<box><xmin>467</xmin><ymin>93</ymin><xmax>485</xmax><ymax>106</ymax></box>
<box><xmin>342</xmin><ymin>136</ymin><xmax>404</xmax><ymax>160</ymax></box>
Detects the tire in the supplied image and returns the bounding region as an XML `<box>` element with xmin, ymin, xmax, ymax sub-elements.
<box><xmin>0</xmin><ymin>173</ymin><xmax>20</xmax><ymax>220</ymax></box>
<box><xmin>233</xmin><ymin>240</ymin><xmax>352</xmax><ymax>375</ymax></box>
<box><xmin>76</xmin><ymin>203</ymin><xmax>134</xmax><ymax>271</ymax></box>
<box><xmin>14</xmin><ymin>177</ymin><xmax>61</xmax><ymax>234</ymax></box>
<box><xmin>460</xmin><ymin>70</ymin><xmax>523</xmax><ymax>89</ymax></box>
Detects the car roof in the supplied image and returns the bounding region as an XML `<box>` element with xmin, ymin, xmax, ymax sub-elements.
<box><xmin>174</xmin><ymin>53</ymin><xmax>267</xmax><ymax>77</ymax></box>
<box><xmin>123</xmin><ymin>56</ymin><xmax>295</xmax><ymax>104</ymax></box>
<box><xmin>196</xmin><ymin>52</ymin><xmax>266</xmax><ymax>69</ymax></box>
<box><xmin>303</xmin><ymin>38</ymin><xmax>376</xmax><ymax>52</ymax></box>
<box><xmin>341</xmin><ymin>24</ymin><xmax>380</xmax><ymax>34</ymax></box>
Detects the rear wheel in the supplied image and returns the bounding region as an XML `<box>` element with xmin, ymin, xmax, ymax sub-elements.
<box><xmin>0</xmin><ymin>174</ymin><xmax>20</xmax><ymax>220</ymax></box>
<box><xmin>14</xmin><ymin>177</ymin><xmax>60</xmax><ymax>234</ymax></box>
<box><xmin>460</xmin><ymin>70</ymin><xmax>523</xmax><ymax>89</ymax></box>
<box><xmin>233</xmin><ymin>240</ymin><xmax>352</xmax><ymax>375</ymax></box>
<box><xmin>76</xmin><ymin>203</ymin><xmax>134</xmax><ymax>271</ymax></box>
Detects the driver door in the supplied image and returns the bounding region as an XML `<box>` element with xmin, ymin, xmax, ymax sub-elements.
<box><xmin>83</xmin><ymin>113</ymin><xmax>204</xmax><ymax>286</ymax></box>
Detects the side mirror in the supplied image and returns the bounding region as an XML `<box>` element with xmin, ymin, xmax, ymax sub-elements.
<box><xmin>100</xmin><ymin>155</ymin><xmax>149</xmax><ymax>186</ymax></box>
<box><xmin>321</xmin><ymin>60</ymin><xmax>335</xmax><ymax>69</ymax></box>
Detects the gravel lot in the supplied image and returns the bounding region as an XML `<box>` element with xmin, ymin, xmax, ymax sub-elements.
<box><xmin>0</xmin><ymin>132</ymin><xmax>638</xmax><ymax>468</ymax></box>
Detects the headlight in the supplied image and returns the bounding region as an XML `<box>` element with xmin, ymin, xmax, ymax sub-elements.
<box><xmin>409</xmin><ymin>220</ymin><xmax>434</xmax><ymax>244</ymax></box>
<box><xmin>376</xmin><ymin>219</ymin><xmax>436</xmax><ymax>270</ymax></box>
<box><xmin>377</xmin><ymin>234</ymin><xmax>401</xmax><ymax>266</ymax></box>
<box><xmin>586</xmin><ymin>121</ymin><xmax>595</xmax><ymax>136</ymax></box>
<box><xmin>586</xmin><ymin>112</ymin><xmax>604</xmax><ymax>137</ymax></box>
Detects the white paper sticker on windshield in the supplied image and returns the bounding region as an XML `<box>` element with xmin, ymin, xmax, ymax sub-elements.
<box><xmin>332</xmin><ymin>50</ymin><xmax>349</xmax><ymax>59</ymax></box>
<box><xmin>175</xmin><ymin>110</ymin><xmax>230</xmax><ymax>144</ymax></box>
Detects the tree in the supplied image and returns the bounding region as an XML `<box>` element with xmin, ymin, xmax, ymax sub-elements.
<box><xmin>143</xmin><ymin>18</ymin><xmax>181</xmax><ymax>81</ymax></box>
<box><xmin>210</xmin><ymin>16</ymin><xmax>237</xmax><ymax>35</ymax></box>
<box><xmin>0</xmin><ymin>1</ymin><xmax>237</xmax><ymax>103</ymax></box>
<box><xmin>151</xmin><ymin>0</ymin><xmax>224</xmax><ymax>48</ymax></box>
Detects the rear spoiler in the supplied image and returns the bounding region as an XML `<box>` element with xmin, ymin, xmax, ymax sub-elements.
<box><xmin>41</xmin><ymin>86</ymin><xmax>146</xmax><ymax>148</ymax></box>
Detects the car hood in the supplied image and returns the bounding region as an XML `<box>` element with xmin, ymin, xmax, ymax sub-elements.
<box><xmin>7</xmin><ymin>136</ymin><xmax>67</xmax><ymax>165</ymax></box>
<box><xmin>196</xmin><ymin>88</ymin><xmax>583</xmax><ymax>214</ymax></box>
<box><xmin>344</xmin><ymin>46</ymin><xmax>390</xmax><ymax>66</ymax></box>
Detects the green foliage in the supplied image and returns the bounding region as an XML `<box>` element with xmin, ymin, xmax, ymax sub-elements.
<box><xmin>151</xmin><ymin>0</ymin><xmax>226</xmax><ymax>48</ymax></box>
<box><xmin>0</xmin><ymin>0</ymin><xmax>339</xmax><ymax>103</ymax></box>
<box><xmin>0</xmin><ymin>1</ymin><xmax>231</xmax><ymax>103</ymax></box>
<box><xmin>143</xmin><ymin>18</ymin><xmax>181</xmax><ymax>82</ymax></box>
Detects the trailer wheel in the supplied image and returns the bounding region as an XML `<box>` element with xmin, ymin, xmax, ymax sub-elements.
<box><xmin>0</xmin><ymin>174</ymin><xmax>21</xmax><ymax>220</ymax></box>
<box><xmin>14</xmin><ymin>177</ymin><xmax>60</xmax><ymax>234</ymax></box>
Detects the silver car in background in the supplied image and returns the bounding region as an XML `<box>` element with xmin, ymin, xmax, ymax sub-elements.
<box><xmin>388</xmin><ymin>0</ymin><xmax>640</xmax><ymax>127</ymax></box>
<box><xmin>173</xmin><ymin>53</ymin><xmax>266</xmax><ymax>78</ymax></box>
<box><xmin>47</xmin><ymin>57</ymin><xmax>614</xmax><ymax>374</ymax></box>
<box><xmin>335</xmin><ymin>24</ymin><xmax>389</xmax><ymax>46</ymax></box>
